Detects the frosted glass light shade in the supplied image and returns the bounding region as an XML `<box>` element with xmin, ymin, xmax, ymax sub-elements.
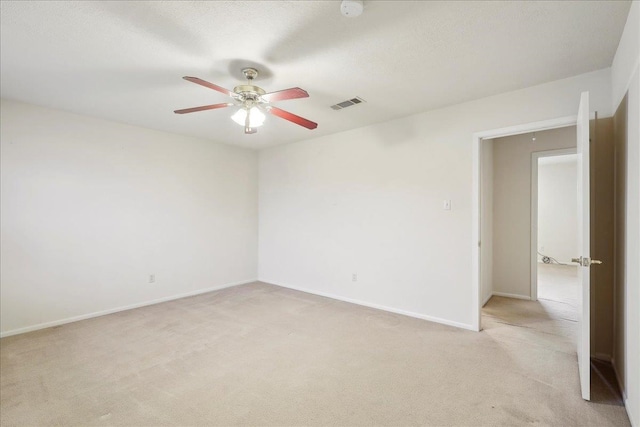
<box><xmin>231</xmin><ymin>107</ymin><xmax>265</xmax><ymax>127</ymax></box>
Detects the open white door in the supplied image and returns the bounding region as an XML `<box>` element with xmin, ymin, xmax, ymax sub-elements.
<box><xmin>574</xmin><ymin>91</ymin><xmax>591</xmax><ymax>401</ymax></box>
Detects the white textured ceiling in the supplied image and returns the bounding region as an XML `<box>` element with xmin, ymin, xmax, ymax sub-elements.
<box><xmin>0</xmin><ymin>1</ymin><xmax>632</xmax><ymax>149</ymax></box>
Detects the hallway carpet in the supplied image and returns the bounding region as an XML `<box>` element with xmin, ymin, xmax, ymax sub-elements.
<box><xmin>0</xmin><ymin>282</ymin><xmax>631</xmax><ymax>426</ymax></box>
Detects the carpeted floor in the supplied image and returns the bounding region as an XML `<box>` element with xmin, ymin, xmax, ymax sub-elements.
<box><xmin>0</xmin><ymin>280</ymin><xmax>631</xmax><ymax>426</ymax></box>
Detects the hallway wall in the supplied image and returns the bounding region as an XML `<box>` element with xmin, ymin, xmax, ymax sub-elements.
<box><xmin>538</xmin><ymin>156</ymin><xmax>578</xmax><ymax>264</ymax></box>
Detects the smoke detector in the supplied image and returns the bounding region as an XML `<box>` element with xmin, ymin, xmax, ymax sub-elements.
<box><xmin>341</xmin><ymin>0</ymin><xmax>364</xmax><ymax>17</ymax></box>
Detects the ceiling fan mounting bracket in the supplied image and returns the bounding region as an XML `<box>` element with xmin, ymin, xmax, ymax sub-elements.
<box><xmin>242</xmin><ymin>67</ymin><xmax>259</xmax><ymax>81</ymax></box>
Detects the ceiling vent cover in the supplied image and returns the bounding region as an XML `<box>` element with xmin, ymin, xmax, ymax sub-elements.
<box><xmin>330</xmin><ymin>97</ymin><xmax>366</xmax><ymax>110</ymax></box>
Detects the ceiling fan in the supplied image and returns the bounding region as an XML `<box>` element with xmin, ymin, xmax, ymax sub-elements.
<box><xmin>174</xmin><ymin>68</ymin><xmax>318</xmax><ymax>134</ymax></box>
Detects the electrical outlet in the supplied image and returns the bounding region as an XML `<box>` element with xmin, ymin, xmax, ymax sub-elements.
<box><xmin>540</xmin><ymin>246</ymin><xmax>545</xmax><ymax>253</ymax></box>
<box><xmin>149</xmin><ymin>274</ymin><xmax>155</xmax><ymax>284</ymax></box>
<box><xmin>443</xmin><ymin>199</ymin><xmax>452</xmax><ymax>210</ymax></box>
<box><xmin>352</xmin><ymin>273</ymin><xmax>357</xmax><ymax>282</ymax></box>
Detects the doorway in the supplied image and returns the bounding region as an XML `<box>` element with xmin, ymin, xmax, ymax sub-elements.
<box><xmin>474</xmin><ymin>109</ymin><xmax>626</xmax><ymax>406</ymax></box>
<box><xmin>479</xmin><ymin>126</ymin><xmax>578</xmax><ymax>309</ymax></box>
<box><xmin>532</xmin><ymin>150</ymin><xmax>578</xmax><ymax>308</ymax></box>
<box><xmin>479</xmin><ymin>127</ymin><xmax>580</xmax><ymax>349</ymax></box>
<box><xmin>471</xmin><ymin>115</ymin><xmax>578</xmax><ymax>331</ymax></box>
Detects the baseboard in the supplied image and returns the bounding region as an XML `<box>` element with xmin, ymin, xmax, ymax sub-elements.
<box><xmin>610</xmin><ymin>357</ymin><xmax>635</xmax><ymax>427</ymax></box>
<box><xmin>625</xmin><ymin>397</ymin><xmax>636</xmax><ymax>427</ymax></box>
<box><xmin>482</xmin><ymin>293</ymin><xmax>493</xmax><ymax>307</ymax></box>
<box><xmin>262</xmin><ymin>279</ymin><xmax>476</xmax><ymax>331</ymax></box>
<box><xmin>492</xmin><ymin>291</ymin><xmax>531</xmax><ymax>300</ymax></box>
<box><xmin>611</xmin><ymin>357</ymin><xmax>628</xmax><ymax>401</ymax></box>
<box><xmin>594</xmin><ymin>352</ymin><xmax>612</xmax><ymax>362</ymax></box>
<box><xmin>0</xmin><ymin>278</ymin><xmax>256</xmax><ymax>338</ymax></box>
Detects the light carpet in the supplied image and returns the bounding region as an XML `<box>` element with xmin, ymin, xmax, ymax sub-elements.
<box><xmin>1</xmin><ymin>281</ymin><xmax>630</xmax><ymax>426</ymax></box>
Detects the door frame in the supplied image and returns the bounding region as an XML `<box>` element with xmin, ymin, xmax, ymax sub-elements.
<box><xmin>530</xmin><ymin>148</ymin><xmax>578</xmax><ymax>302</ymax></box>
<box><xmin>471</xmin><ymin>115</ymin><xmax>577</xmax><ymax>331</ymax></box>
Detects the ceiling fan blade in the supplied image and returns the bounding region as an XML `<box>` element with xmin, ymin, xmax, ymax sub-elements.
<box><xmin>182</xmin><ymin>76</ymin><xmax>234</xmax><ymax>97</ymax></box>
<box><xmin>174</xmin><ymin>103</ymin><xmax>232</xmax><ymax>114</ymax></box>
<box><xmin>261</xmin><ymin>87</ymin><xmax>309</xmax><ymax>103</ymax></box>
<box><xmin>268</xmin><ymin>106</ymin><xmax>318</xmax><ymax>130</ymax></box>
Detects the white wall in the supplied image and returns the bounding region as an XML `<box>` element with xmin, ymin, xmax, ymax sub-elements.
<box><xmin>481</xmin><ymin>139</ymin><xmax>493</xmax><ymax>306</ymax></box>
<box><xmin>258</xmin><ymin>68</ymin><xmax>611</xmax><ymax>330</ymax></box>
<box><xmin>611</xmin><ymin>2</ymin><xmax>639</xmax><ymax>425</ymax></box>
<box><xmin>538</xmin><ymin>156</ymin><xmax>578</xmax><ymax>264</ymax></box>
<box><xmin>0</xmin><ymin>99</ymin><xmax>258</xmax><ymax>336</ymax></box>
<box><xmin>625</xmin><ymin>66</ymin><xmax>640</xmax><ymax>427</ymax></box>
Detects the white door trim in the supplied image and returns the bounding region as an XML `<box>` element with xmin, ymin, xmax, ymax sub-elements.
<box><xmin>530</xmin><ymin>148</ymin><xmax>577</xmax><ymax>302</ymax></box>
<box><xmin>471</xmin><ymin>115</ymin><xmax>577</xmax><ymax>331</ymax></box>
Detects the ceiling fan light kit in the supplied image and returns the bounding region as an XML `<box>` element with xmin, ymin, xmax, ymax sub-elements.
<box><xmin>232</xmin><ymin>107</ymin><xmax>265</xmax><ymax>128</ymax></box>
<box><xmin>174</xmin><ymin>67</ymin><xmax>317</xmax><ymax>135</ymax></box>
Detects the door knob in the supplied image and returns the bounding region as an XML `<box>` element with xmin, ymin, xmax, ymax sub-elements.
<box><xmin>571</xmin><ymin>256</ymin><xmax>603</xmax><ymax>267</ymax></box>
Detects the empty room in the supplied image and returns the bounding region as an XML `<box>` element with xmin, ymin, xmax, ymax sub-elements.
<box><xmin>1</xmin><ymin>1</ymin><xmax>639</xmax><ymax>426</ymax></box>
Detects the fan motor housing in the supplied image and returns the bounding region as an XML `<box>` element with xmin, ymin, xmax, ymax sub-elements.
<box><xmin>234</xmin><ymin>85</ymin><xmax>265</xmax><ymax>107</ymax></box>
<box><xmin>234</xmin><ymin>84</ymin><xmax>266</xmax><ymax>97</ymax></box>
<box><xmin>235</xmin><ymin>68</ymin><xmax>265</xmax><ymax>101</ymax></box>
